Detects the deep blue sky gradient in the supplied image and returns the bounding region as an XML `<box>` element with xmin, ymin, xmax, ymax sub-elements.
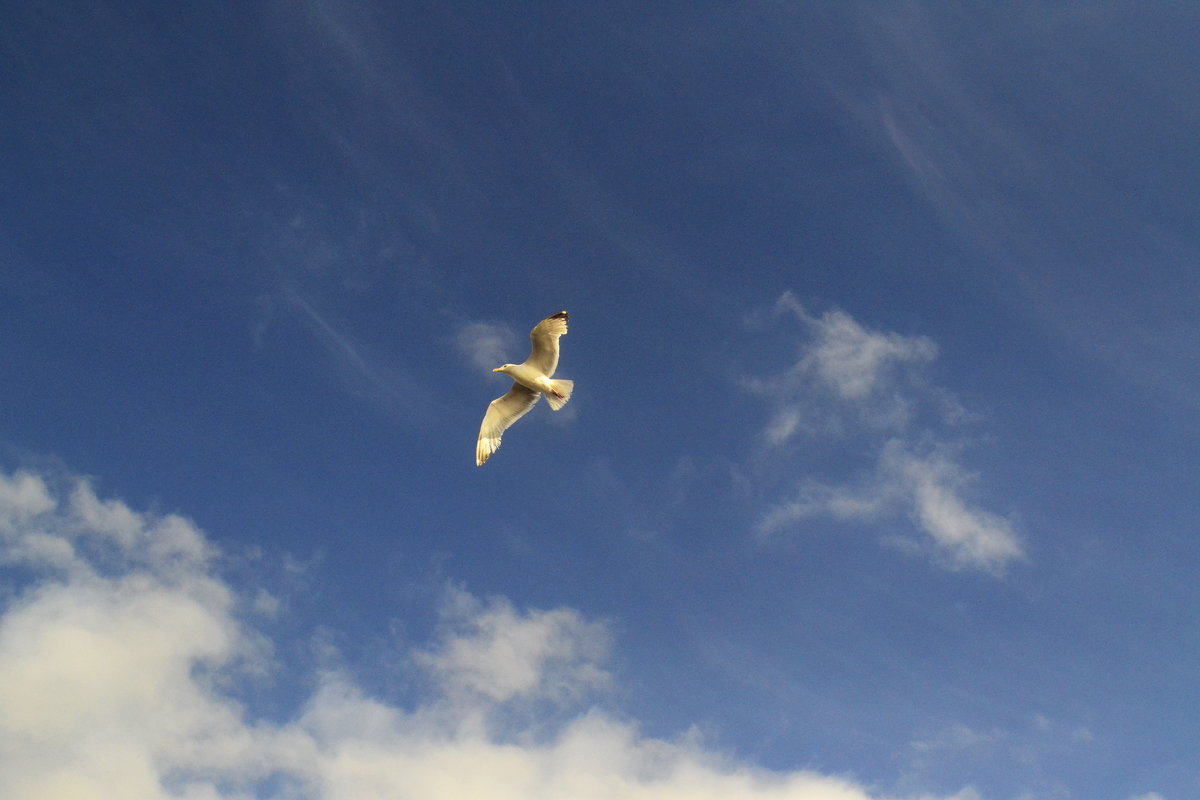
<box><xmin>3</xmin><ymin>3</ymin><xmax>1199</xmax><ymax>798</ymax></box>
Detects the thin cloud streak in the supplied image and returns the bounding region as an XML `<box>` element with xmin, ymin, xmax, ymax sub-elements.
<box><xmin>285</xmin><ymin>289</ymin><xmax>430</xmax><ymax>419</ymax></box>
<box><xmin>811</xmin><ymin>2</ymin><xmax>1200</xmax><ymax>410</ymax></box>
<box><xmin>289</xmin><ymin>290</ymin><xmax>377</xmax><ymax>381</ymax></box>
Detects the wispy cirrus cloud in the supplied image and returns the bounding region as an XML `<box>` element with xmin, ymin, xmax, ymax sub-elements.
<box><xmin>0</xmin><ymin>467</ymin><xmax>975</xmax><ymax>800</ymax></box>
<box><xmin>455</xmin><ymin>320</ymin><xmax>518</xmax><ymax>373</ymax></box>
<box><xmin>760</xmin><ymin>441</ymin><xmax>1020</xmax><ymax>574</ymax></box>
<box><xmin>284</xmin><ymin>289</ymin><xmax>434</xmax><ymax>421</ymax></box>
<box><xmin>811</xmin><ymin>3</ymin><xmax>1200</xmax><ymax>411</ymax></box>
<box><xmin>745</xmin><ymin>293</ymin><xmax>941</xmax><ymax>441</ymax></box>
<box><xmin>900</xmin><ymin>714</ymin><xmax>1100</xmax><ymax>800</ymax></box>
<box><xmin>747</xmin><ymin>294</ymin><xmax>1021</xmax><ymax>574</ymax></box>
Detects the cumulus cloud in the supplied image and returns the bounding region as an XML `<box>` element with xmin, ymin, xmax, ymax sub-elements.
<box><xmin>0</xmin><ymin>472</ymin><xmax>256</xmax><ymax>800</ymax></box>
<box><xmin>0</xmin><ymin>471</ymin><xmax>55</xmax><ymax>517</ymax></box>
<box><xmin>748</xmin><ymin>295</ymin><xmax>1021</xmax><ymax>573</ymax></box>
<box><xmin>0</xmin><ymin>468</ymin><xmax>974</xmax><ymax>800</ymax></box>
<box><xmin>415</xmin><ymin>586</ymin><xmax>611</xmax><ymax>704</ymax></box>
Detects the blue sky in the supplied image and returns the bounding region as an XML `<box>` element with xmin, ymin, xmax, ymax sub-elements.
<box><xmin>1</xmin><ymin>2</ymin><xmax>1197</xmax><ymax>798</ymax></box>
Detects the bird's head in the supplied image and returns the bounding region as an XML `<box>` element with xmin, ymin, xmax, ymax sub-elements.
<box><xmin>492</xmin><ymin>364</ymin><xmax>514</xmax><ymax>374</ymax></box>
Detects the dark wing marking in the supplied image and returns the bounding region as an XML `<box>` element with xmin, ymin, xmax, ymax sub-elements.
<box><xmin>526</xmin><ymin>310</ymin><xmax>568</xmax><ymax>376</ymax></box>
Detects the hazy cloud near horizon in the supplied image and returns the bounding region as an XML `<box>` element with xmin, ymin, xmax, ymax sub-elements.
<box><xmin>0</xmin><ymin>468</ymin><xmax>979</xmax><ymax>800</ymax></box>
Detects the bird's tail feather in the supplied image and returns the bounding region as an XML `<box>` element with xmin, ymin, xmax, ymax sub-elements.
<box><xmin>545</xmin><ymin>379</ymin><xmax>574</xmax><ymax>410</ymax></box>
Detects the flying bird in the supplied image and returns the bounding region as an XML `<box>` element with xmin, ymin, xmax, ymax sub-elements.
<box><xmin>476</xmin><ymin>311</ymin><xmax>574</xmax><ymax>466</ymax></box>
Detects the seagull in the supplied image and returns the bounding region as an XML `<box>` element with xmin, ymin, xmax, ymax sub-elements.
<box><xmin>476</xmin><ymin>310</ymin><xmax>574</xmax><ymax>466</ymax></box>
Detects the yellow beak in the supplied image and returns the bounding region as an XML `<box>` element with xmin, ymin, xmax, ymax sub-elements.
<box><xmin>492</xmin><ymin>367</ymin><xmax>504</xmax><ymax>372</ymax></box>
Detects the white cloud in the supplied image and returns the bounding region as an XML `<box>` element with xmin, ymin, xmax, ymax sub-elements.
<box><xmin>760</xmin><ymin>442</ymin><xmax>1022</xmax><ymax>573</ymax></box>
<box><xmin>780</xmin><ymin>294</ymin><xmax>938</xmax><ymax>403</ymax></box>
<box><xmin>0</xmin><ymin>467</ymin><xmax>975</xmax><ymax>800</ymax></box>
<box><xmin>748</xmin><ymin>293</ymin><xmax>939</xmax><ymax>440</ymax></box>
<box><xmin>887</xmin><ymin>446</ymin><xmax>1023</xmax><ymax>573</ymax></box>
<box><xmin>749</xmin><ymin>296</ymin><xmax>1021</xmax><ymax>574</ymax></box>
<box><xmin>759</xmin><ymin>479</ymin><xmax>892</xmax><ymax>533</ymax></box>
<box><xmin>0</xmin><ymin>473</ymin><xmax>258</xmax><ymax>800</ymax></box>
<box><xmin>456</xmin><ymin>320</ymin><xmax>519</xmax><ymax>372</ymax></box>
<box><xmin>0</xmin><ymin>471</ymin><xmax>55</xmax><ymax>519</ymax></box>
<box><xmin>415</xmin><ymin>586</ymin><xmax>612</xmax><ymax>704</ymax></box>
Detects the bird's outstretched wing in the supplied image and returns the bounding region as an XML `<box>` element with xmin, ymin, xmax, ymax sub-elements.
<box><xmin>526</xmin><ymin>310</ymin><xmax>568</xmax><ymax>376</ymax></box>
<box><xmin>476</xmin><ymin>383</ymin><xmax>541</xmax><ymax>465</ymax></box>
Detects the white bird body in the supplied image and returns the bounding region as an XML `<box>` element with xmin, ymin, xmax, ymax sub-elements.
<box><xmin>476</xmin><ymin>311</ymin><xmax>574</xmax><ymax>465</ymax></box>
<box><xmin>497</xmin><ymin>362</ymin><xmax>559</xmax><ymax>394</ymax></box>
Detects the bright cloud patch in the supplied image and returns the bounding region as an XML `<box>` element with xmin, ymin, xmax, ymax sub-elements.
<box><xmin>746</xmin><ymin>294</ymin><xmax>940</xmax><ymax>440</ymax></box>
<box><xmin>799</xmin><ymin>305</ymin><xmax>937</xmax><ymax>403</ymax></box>
<box><xmin>0</xmin><ymin>468</ymin><xmax>973</xmax><ymax>800</ymax></box>
<box><xmin>456</xmin><ymin>320</ymin><xmax>519</xmax><ymax>372</ymax></box>
<box><xmin>749</xmin><ymin>295</ymin><xmax>1022</xmax><ymax>574</ymax></box>
<box><xmin>896</xmin><ymin>450</ymin><xmax>1022</xmax><ymax>572</ymax></box>
<box><xmin>416</xmin><ymin>586</ymin><xmax>612</xmax><ymax>704</ymax></box>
